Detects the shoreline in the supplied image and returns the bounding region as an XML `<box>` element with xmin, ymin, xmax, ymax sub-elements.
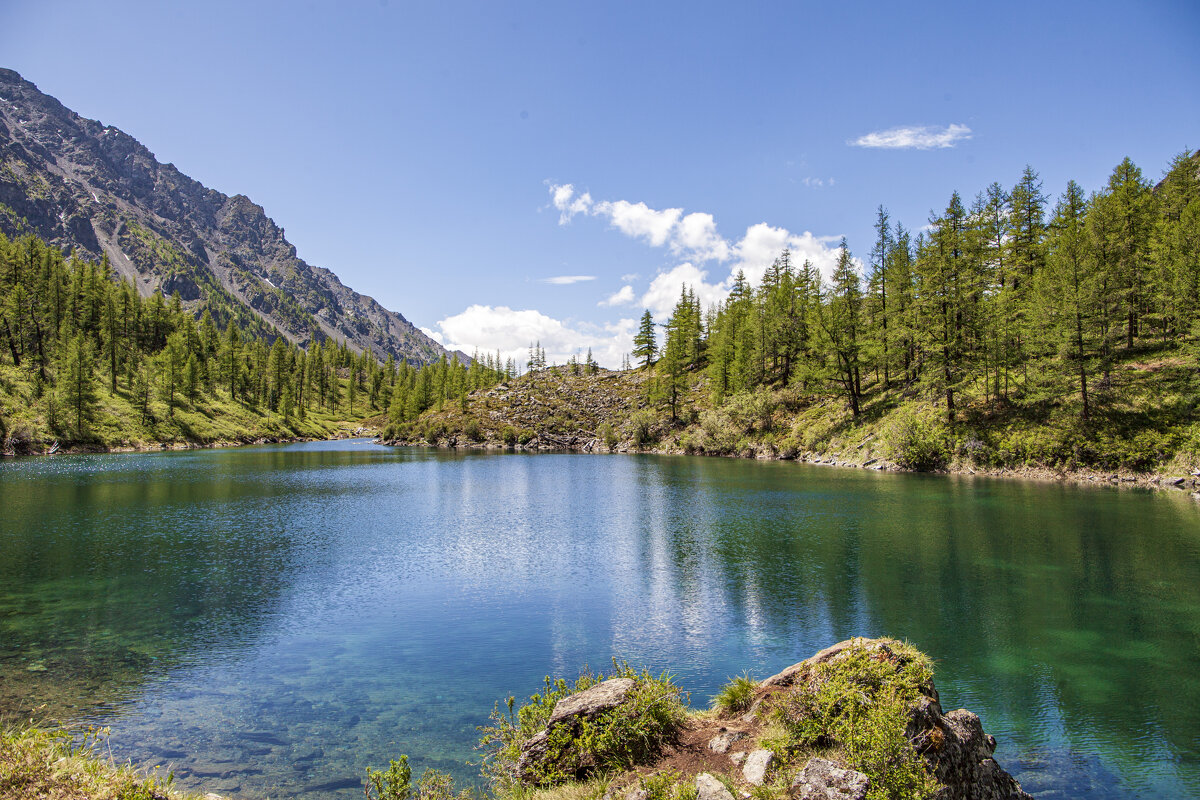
<box><xmin>1</xmin><ymin>427</ymin><xmax>379</xmax><ymax>458</ymax></box>
<box><xmin>378</xmin><ymin>436</ymin><xmax>1200</xmax><ymax>500</ymax></box>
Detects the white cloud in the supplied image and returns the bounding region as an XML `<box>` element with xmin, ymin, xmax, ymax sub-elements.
<box><xmin>544</xmin><ymin>183</ymin><xmax>852</xmax><ymax>329</ymax></box>
<box><xmin>594</xmin><ymin>199</ymin><xmax>682</xmax><ymax>247</ymax></box>
<box><xmin>620</xmin><ymin>272</ymin><xmax>640</xmax><ymax>282</ymax></box>
<box><xmin>550</xmin><ymin>183</ymin><xmax>594</xmax><ymax>223</ymax></box>
<box><xmin>850</xmin><ymin>124</ymin><xmax>972</xmax><ymax>150</ymax></box>
<box><xmin>672</xmin><ymin>212</ymin><xmax>730</xmax><ymax>261</ymax></box>
<box><xmin>430</xmin><ymin>304</ymin><xmax>636</xmax><ymax>369</ymax></box>
<box><xmin>599</xmin><ymin>284</ymin><xmax>635</xmax><ymax>307</ymax></box>
<box><xmin>641</xmin><ymin>262</ymin><xmax>728</xmax><ymax>320</ymax></box>
<box><xmin>541</xmin><ymin>275</ymin><xmax>595</xmax><ymax>285</ymax></box>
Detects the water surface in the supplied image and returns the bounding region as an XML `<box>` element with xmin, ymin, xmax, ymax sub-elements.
<box><xmin>1</xmin><ymin>440</ymin><xmax>1198</xmax><ymax>798</ymax></box>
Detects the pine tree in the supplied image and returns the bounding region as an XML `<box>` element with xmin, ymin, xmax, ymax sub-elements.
<box><xmin>633</xmin><ymin>310</ymin><xmax>656</xmax><ymax>369</ymax></box>
<box><xmin>57</xmin><ymin>332</ymin><xmax>96</xmax><ymax>437</ymax></box>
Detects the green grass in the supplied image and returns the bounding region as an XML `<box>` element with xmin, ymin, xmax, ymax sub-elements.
<box><xmin>0</xmin><ymin>723</ymin><xmax>196</xmax><ymax>800</ymax></box>
<box><xmin>765</xmin><ymin>640</ymin><xmax>940</xmax><ymax>800</ymax></box>
<box><xmin>0</xmin><ymin>362</ymin><xmax>373</xmax><ymax>453</ymax></box>
<box><xmin>477</xmin><ymin>661</ymin><xmax>688</xmax><ymax>793</ymax></box>
<box><xmin>710</xmin><ymin>673</ymin><xmax>758</xmax><ymax>715</ymax></box>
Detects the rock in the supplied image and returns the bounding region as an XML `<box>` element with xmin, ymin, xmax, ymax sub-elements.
<box><xmin>518</xmin><ymin>678</ymin><xmax>637</xmax><ymax>783</ymax></box>
<box><xmin>764</xmin><ymin>639</ymin><xmax>1030</xmax><ymax>800</ymax></box>
<box><xmin>906</xmin><ymin>698</ymin><xmax>1032</xmax><ymax>799</ymax></box>
<box><xmin>742</xmin><ymin>749</ymin><xmax>774</xmax><ymax>785</ymax></box>
<box><xmin>729</xmin><ymin>752</ymin><xmax>747</xmax><ymax>766</ymax></box>
<box><xmin>204</xmin><ymin>794</ymin><xmax>227</xmax><ymax>800</ymax></box>
<box><xmin>790</xmin><ymin>758</ymin><xmax>870</xmax><ymax>800</ymax></box>
<box><xmin>1170</xmin><ymin>476</ymin><xmax>1187</xmax><ymax>486</ymax></box>
<box><xmin>696</xmin><ymin>773</ymin><xmax>735</xmax><ymax>800</ymax></box>
<box><xmin>707</xmin><ymin>730</ymin><xmax>747</xmax><ymax>753</ymax></box>
<box><xmin>547</xmin><ymin>677</ymin><xmax>635</xmax><ymax>725</ymax></box>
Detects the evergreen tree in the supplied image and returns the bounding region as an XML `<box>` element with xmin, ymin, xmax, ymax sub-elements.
<box><xmin>633</xmin><ymin>310</ymin><xmax>656</xmax><ymax>369</ymax></box>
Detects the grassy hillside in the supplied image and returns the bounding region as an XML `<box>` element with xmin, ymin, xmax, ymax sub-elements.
<box><xmin>382</xmin><ymin>338</ymin><xmax>1200</xmax><ymax>487</ymax></box>
<box><xmin>0</xmin><ymin>362</ymin><xmax>373</xmax><ymax>454</ymax></box>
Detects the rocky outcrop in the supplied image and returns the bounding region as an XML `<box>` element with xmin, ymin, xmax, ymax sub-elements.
<box><xmin>907</xmin><ymin>699</ymin><xmax>1031</xmax><ymax>800</ymax></box>
<box><xmin>763</xmin><ymin>639</ymin><xmax>1031</xmax><ymax>800</ymax></box>
<box><xmin>0</xmin><ymin>68</ymin><xmax>445</xmax><ymax>364</ymax></box>
<box><xmin>518</xmin><ymin>678</ymin><xmax>637</xmax><ymax>782</ymax></box>
<box><xmin>513</xmin><ymin>639</ymin><xmax>1030</xmax><ymax>800</ymax></box>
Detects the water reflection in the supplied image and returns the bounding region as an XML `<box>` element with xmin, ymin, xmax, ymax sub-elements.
<box><xmin>0</xmin><ymin>443</ymin><xmax>1197</xmax><ymax>798</ymax></box>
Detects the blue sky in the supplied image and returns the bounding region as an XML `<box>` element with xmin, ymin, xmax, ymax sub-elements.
<box><xmin>4</xmin><ymin>0</ymin><xmax>1198</xmax><ymax>366</ymax></box>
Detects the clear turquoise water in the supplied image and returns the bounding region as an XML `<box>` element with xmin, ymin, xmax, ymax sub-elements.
<box><xmin>1</xmin><ymin>439</ymin><xmax>1198</xmax><ymax>798</ymax></box>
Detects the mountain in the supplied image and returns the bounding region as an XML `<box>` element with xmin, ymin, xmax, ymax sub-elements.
<box><xmin>0</xmin><ymin>68</ymin><xmax>446</xmax><ymax>364</ymax></box>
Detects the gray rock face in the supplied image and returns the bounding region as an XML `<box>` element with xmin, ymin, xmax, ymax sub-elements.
<box><xmin>0</xmin><ymin>68</ymin><xmax>447</xmax><ymax>365</ymax></box>
<box><xmin>518</xmin><ymin>678</ymin><xmax>637</xmax><ymax>783</ymax></box>
<box><xmin>695</xmin><ymin>772</ymin><xmax>734</xmax><ymax>800</ymax></box>
<box><xmin>741</xmin><ymin>749</ymin><xmax>774</xmax><ymax>785</ymax></box>
<box><xmin>548</xmin><ymin>678</ymin><xmax>635</xmax><ymax>725</ymax></box>
<box><xmin>790</xmin><ymin>758</ymin><xmax>870</xmax><ymax>800</ymax></box>
<box><xmin>906</xmin><ymin>698</ymin><xmax>1033</xmax><ymax>800</ymax></box>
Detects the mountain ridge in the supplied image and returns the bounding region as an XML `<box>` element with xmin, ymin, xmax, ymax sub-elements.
<box><xmin>0</xmin><ymin>67</ymin><xmax>446</xmax><ymax>364</ymax></box>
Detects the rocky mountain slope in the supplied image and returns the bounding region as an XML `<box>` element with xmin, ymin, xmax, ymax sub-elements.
<box><xmin>0</xmin><ymin>68</ymin><xmax>445</xmax><ymax>364</ymax></box>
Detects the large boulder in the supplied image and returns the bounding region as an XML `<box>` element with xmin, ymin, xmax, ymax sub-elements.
<box><xmin>906</xmin><ymin>696</ymin><xmax>1032</xmax><ymax>800</ymax></box>
<box><xmin>518</xmin><ymin>678</ymin><xmax>637</xmax><ymax>783</ymax></box>
<box><xmin>766</xmin><ymin>639</ymin><xmax>1031</xmax><ymax>800</ymax></box>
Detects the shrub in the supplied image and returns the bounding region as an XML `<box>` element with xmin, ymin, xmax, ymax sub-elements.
<box><xmin>884</xmin><ymin>407</ymin><xmax>949</xmax><ymax>471</ymax></box>
<box><xmin>627</xmin><ymin>411</ymin><xmax>658</xmax><ymax>448</ymax></box>
<box><xmin>501</xmin><ymin>425</ymin><xmax>518</xmax><ymax>446</ymax></box>
<box><xmin>769</xmin><ymin>641</ymin><xmax>939</xmax><ymax>800</ymax></box>
<box><xmin>724</xmin><ymin>388</ymin><xmax>777</xmax><ymax>434</ymax></box>
<box><xmin>598</xmin><ymin>422</ymin><xmax>618</xmax><ymax>450</ymax></box>
<box><xmin>478</xmin><ymin>661</ymin><xmax>687</xmax><ymax>791</ymax></box>
<box><xmin>464</xmin><ymin>419</ymin><xmax>483</xmax><ymax>442</ymax></box>
<box><xmin>711</xmin><ymin>672</ymin><xmax>757</xmax><ymax>714</ymax></box>
<box><xmin>0</xmin><ymin>723</ymin><xmax>182</xmax><ymax>800</ymax></box>
<box><xmin>697</xmin><ymin>408</ymin><xmax>739</xmax><ymax>455</ymax></box>
<box><xmin>365</xmin><ymin>755</ymin><xmax>473</xmax><ymax>800</ymax></box>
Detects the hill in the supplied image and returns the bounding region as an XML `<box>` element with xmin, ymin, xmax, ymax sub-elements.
<box><xmin>0</xmin><ymin>68</ymin><xmax>444</xmax><ymax>364</ymax></box>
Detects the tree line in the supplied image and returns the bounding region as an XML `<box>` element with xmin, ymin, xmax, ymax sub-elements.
<box><xmin>0</xmin><ymin>232</ymin><xmax>506</xmax><ymax>440</ymax></box>
<box><xmin>649</xmin><ymin>152</ymin><xmax>1199</xmax><ymax>424</ymax></box>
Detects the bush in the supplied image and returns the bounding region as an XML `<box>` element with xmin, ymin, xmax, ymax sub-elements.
<box><xmin>627</xmin><ymin>410</ymin><xmax>658</xmax><ymax>448</ymax></box>
<box><xmin>697</xmin><ymin>408</ymin><xmax>739</xmax><ymax>455</ymax></box>
<box><xmin>724</xmin><ymin>388</ymin><xmax>777</xmax><ymax>434</ymax></box>
<box><xmin>884</xmin><ymin>407</ymin><xmax>949</xmax><ymax>471</ymax></box>
<box><xmin>769</xmin><ymin>641</ymin><xmax>939</xmax><ymax>800</ymax></box>
<box><xmin>365</xmin><ymin>755</ymin><xmax>473</xmax><ymax>800</ymax></box>
<box><xmin>478</xmin><ymin>661</ymin><xmax>687</xmax><ymax>791</ymax></box>
<box><xmin>501</xmin><ymin>425</ymin><xmax>518</xmax><ymax>446</ymax></box>
<box><xmin>464</xmin><ymin>419</ymin><xmax>483</xmax><ymax>442</ymax></box>
<box><xmin>711</xmin><ymin>672</ymin><xmax>757</xmax><ymax>714</ymax></box>
<box><xmin>598</xmin><ymin>422</ymin><xmax>618</xmax><ymax>450</ymax></box>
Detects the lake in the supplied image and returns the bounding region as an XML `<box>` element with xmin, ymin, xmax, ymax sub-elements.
<box><xmin>1</xmin><ymin>439</ymin><xmax>1198</xmax><ymax>798</ymax></box>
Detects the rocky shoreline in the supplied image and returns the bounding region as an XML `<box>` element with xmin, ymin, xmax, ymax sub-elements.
<box><xmin>378</xmin><ymin>433</ymin><xmax>1200</xmax><ymax>502</ymax></box>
